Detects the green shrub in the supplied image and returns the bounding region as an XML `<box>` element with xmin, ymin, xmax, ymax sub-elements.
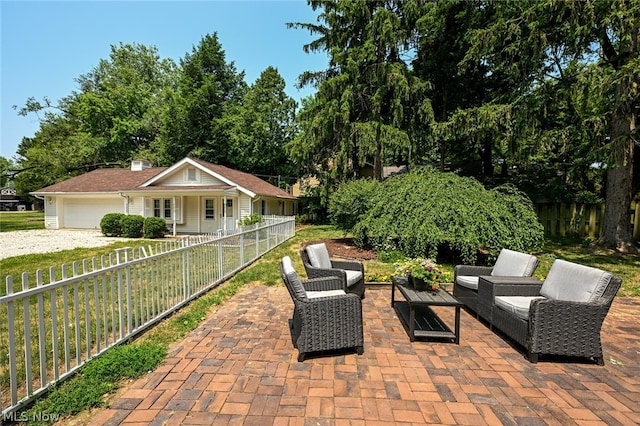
<box><xmin>121</xmin><ymin>215</ymin><xmax>144</xmax><ymax>238</ymax></box>
<box><xmin>100</xmin><ymin>213</ymin><xmax>125</xmax><ymax>237</ymax></box>
<box><xmin>328</xmin><ymin>178</ymin><xmax>382</xmax><ymax>233</ymax></box>
<box><xmin>335</xmin><ymin>166</ymin><xmax>544</xmax><ymax>264</ymax></box>
<box><xmin>143</xmin><ymin>217</ymin><xmax>167</xmax><ymax>238</ymax></box>
<box><xmin>239</xmin><ymin>214</ymin><xmax>264</xmax><ymax>226</ymax></box>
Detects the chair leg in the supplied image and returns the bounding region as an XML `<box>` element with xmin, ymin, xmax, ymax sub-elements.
<box><xmin>298</xmin><ymin>352</ymin><xmax>306</xmax><ymax>362</ymax></box>
<box><xmin>356</xmin><ymin>346</ymin><xmax>364</xmax><ymax>355</ymax></box>
<box><xmin>527</xmin><ymin>352</ymin><xmax>539</xmax><ymax>363</ymax></box>
<box><xmin>595</xmin><ymin>357</ymin><xmax>604</xmax><ymax>366</ymax></box>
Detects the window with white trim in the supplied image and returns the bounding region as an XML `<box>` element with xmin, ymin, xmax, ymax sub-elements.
<box><xmin>151</xmin><ymin>197</ymin><xmax>181</xmax><ymax>221</ymax></box>
<box><xmin>204</xmin><ymin>199</ymin><xmax>215</xmax><ymax>220</ymax></box>
<box><xmin>187</xmin><ymin>167</ymin><xmax>197</xmax><ymax>181</ymax></box>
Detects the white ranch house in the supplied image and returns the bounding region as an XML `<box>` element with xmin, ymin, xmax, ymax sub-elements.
<box><xmin>31</xmin><ymin>157</ymin><xmax>297</xmax><ymax>234</ymax></box>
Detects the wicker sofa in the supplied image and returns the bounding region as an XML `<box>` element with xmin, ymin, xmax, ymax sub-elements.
<box><xmin>488</xmin><ymin>259</ymin><xmax>622</xmax><ymax>364</ymax></box>
<box><xmin>300</xmin><ymin>242</ymin><xmax>366</xmax><ymax>298</ymax></box>
<box><xmin>280</xmin><ymin>256</ymin><xmax>364</xmax><ymax>362</ymax></box>
<box><xmin>453</xmin><ymin>248</ymin><xmax>539</xmax><ymax>317</ymax></box>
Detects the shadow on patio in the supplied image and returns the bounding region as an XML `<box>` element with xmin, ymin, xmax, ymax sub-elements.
<box><xmin>89</xmin><ymin>284</ymin><xmax>640</xmax><ymax>425</ymax></box>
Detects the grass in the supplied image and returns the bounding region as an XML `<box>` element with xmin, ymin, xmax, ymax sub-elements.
<box><xmin>2</xmin><ymin>223</ymin><xmax>638</xmax><ymax>423</ymax></box>
<box><xmin>0</xmin><ymin>211</ymin><xmax>45</xmax><ymax>232</ymax></box>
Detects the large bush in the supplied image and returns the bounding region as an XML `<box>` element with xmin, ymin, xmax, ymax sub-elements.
<box><xmin>143</xmin><ymin>217</ymin><xmax>167</xmax><ymax>239</ymax></box>
<box><xmin>331</xmin><ymin>167</ymin><xmax>544</xmax><ymax>263</ymax></box>
<box><xmin>329</xmin><ymin>178</ymin><xmax>382</xmax><ymax>233</ymax></box>
<box><xmin>100</xmin><ymin>213</ymin><xmax>126</xmax><ymax>237</ymax></box>
<box><xmin>121</xmin><ymin>215</ymin><xmax>144</xmax><ymax>238</ymax></box>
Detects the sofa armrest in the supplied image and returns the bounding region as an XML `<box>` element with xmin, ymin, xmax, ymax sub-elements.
<box><xmin>527</xmin><ymin>298</ymin><xmax>611</xmax><ymax>357</ymax></box>
<box><xmin>477</xmin><ymin>276</ymin><xmax>543</xmax><ymax>323</ymax></box>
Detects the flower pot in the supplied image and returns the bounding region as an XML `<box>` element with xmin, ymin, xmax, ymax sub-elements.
<box><xmin>411</xmin><ymin>276</ymin><xmax>438</xmax><ymax>292</ymax></box>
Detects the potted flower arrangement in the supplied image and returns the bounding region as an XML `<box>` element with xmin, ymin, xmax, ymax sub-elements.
<box><xmin>394</xmin><ymin>257</ymin><xmax>446</xmax><ymax>291</ymax></box>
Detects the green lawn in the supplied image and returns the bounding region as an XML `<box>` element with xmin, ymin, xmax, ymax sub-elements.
<box><xmin>0</xmin><ymin>211</ymin><xmax>45</xmax><ymax>232</ymax></box>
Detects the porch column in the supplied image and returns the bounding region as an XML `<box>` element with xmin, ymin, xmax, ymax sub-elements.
<box><xmin>172</xmin><ymin>196</ymin><xmax>177</xmax><ymax>236</ymax></box>
<box><xmin>223</xmin><ymin>194</ymin><xmax>227</xmax><ymax>233</ymax></box>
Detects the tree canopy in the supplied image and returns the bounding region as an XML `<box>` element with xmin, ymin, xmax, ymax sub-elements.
<box><xmin>5</xmin><ymin>1</ymin><xmax>638</xmax><ymax>250</ymax></box>
<box><xmin>11</xmin><ymin>35</ymin><xmax>298</xmax><ymax>196</ymax></box>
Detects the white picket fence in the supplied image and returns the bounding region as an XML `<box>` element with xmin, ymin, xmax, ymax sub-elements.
<box><xmin>0</xmin><ymin>216</ymin><xmax>295</xmax><ymax>417</ymax></box>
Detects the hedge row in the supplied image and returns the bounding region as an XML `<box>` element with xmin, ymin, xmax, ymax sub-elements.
<box><xmin>100</xmin><ymin>213</ymin><xmax>167</xmax><ymax>239</ymax></box>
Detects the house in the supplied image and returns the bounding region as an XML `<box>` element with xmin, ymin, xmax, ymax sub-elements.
<box><xmin>1</xmin><ymin>187</ymin><xmax>22</xmax><ymax>211</ymax></box>
<box><xmin>31</xmin><ymin>157</ymin><xmax>298</xmax><ymax>233</ymax></box>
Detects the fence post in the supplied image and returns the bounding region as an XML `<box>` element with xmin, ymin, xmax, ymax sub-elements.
<box><xmin>183</xmin><ymin>239</ymin><xmax>190</xmax><ymax>300</ymax></box>
<box><xmin>6</xmin><ymin>276</ymin><xmax>18</xmax><ymax>407</ymax></box>
<box><xmin>240</xmin><ymin>232</ymin><xmax>245</xmax><ymax>264</ymax></box>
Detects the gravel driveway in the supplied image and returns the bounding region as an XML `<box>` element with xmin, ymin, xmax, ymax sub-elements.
<box><xmin>0</xmin><ymin>230</ymin><xmax>133</xmax><ymax>260</ymax></box>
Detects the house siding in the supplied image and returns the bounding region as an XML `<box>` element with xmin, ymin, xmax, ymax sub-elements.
<box><xmin>155</xmin><ymin>166</ymin><xmax>226</xmax><ymax>186</ymax></box>
<box><xmin>239</xmin><ymin>194</ymin><xmax>252</xmax><ymax>220</ymax></box>
<box><xmin>44</xmin><ymin>196</ymin><xmax>59</xmax><ymax>229</ymax></box>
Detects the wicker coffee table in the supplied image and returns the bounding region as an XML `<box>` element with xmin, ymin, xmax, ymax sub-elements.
<box><xmin>391</xmin><ymin>276</ymin><xmax>463</xmax><ymax>343</ymax></box>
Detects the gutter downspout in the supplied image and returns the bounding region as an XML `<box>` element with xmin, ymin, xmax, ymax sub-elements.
<box><xmin>119</xmin><ymin>192</ymin><xmax>129</xmax><ymax>215</ymax></box>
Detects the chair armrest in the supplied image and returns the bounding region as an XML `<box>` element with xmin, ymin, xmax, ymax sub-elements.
<box><xmin>302</xmin><ymin>276</ymin><xmax>346</xmax><ymax>292</ymax></box>
<box><xmin>331</xmin><ymin>259</ymin><xmax>364</xmax><ymax>273</ymax></box>
<box><xmin>455</xmin><ymin>265</ymin><xmax>493</xmax><ymax>277</ymax></box>
<box><xmin>305</xmin><ymin>266</ymin><xmax>348</xmax><ymax>281</ymax></box>
<box><xmin>299</xmin><ymin>294</ymin><xmax>363</xmax><ymax>333</ymax></box>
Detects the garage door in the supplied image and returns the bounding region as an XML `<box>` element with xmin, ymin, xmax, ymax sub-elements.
<box><xmin>63</xmin><ymin>198</ymin><xmax>124</xmax><ymax>229</ymax></box>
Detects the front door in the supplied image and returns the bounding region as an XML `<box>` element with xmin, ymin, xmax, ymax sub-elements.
<box><xmin>222</xmin><ymin>198</ymin><xmax>236</xmax><ymax>230</ymax></box>
<box><xmin>201</xmin><ymin>198</ymin><xmax>219</xmax><ymax>233</ymax></box>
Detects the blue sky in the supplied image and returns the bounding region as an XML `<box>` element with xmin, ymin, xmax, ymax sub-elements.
<box><xmin>0</xmin><ymin>0</ymin><xmax>327</xmax><ymax>159</ymax></box>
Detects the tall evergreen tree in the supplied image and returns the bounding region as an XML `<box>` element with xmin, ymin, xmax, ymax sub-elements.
<box><xmin>288</xmin><ymin>0</ymin><xmax>431</xmax><ymax>184</ymax></box>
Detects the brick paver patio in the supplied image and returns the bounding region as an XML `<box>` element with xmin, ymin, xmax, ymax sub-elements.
<box><xmin>89</xmin><ymin>284</ymin><xmax>640</xmax><ymax>425</ymax></box>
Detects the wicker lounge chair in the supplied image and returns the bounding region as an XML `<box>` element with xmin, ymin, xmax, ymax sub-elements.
<box><xmin>490</xmin><ymin>259</ymin><xmax>622</xmax><ymax>364</ymax></box>
<box><xmin>300</xmin><ymin>242</ymin><xmax>365</xmax><ymax>298</ymax></box>
<box><xmin>280</xmin><ymin>256</ymin><xmax>364</xmax><ymax>362</ymax></box>
<box><xmin>453</xmin><ymin>248</ymin><xmax>539</xmax><ymax>317</ymax></box>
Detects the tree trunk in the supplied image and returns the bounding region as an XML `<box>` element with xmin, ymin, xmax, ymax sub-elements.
<box><xmin>597</xmin><ymin>111</ymin><xmax>636</xmax><ymax>252</ymax></box>
<box><xmin>597</xmin><ymin>26</ymin><xmax>638</xmax><ymax>252</ymax></box>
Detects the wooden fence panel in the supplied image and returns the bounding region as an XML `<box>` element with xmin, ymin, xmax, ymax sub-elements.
<box><xmin>535</xmin><ymin>201</ymin><xmax>638</xmax><ymax>239</ymax></box>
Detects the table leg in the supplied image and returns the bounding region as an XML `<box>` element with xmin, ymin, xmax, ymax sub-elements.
<box><xmin>454</xmin><ymin>306</ymin><xmax>461</xmax><ymax>344</ymax></box>
<box><xmin>409</xmin><ymin>303</ymin><xmax>415</xmax><ymax>342</ymax></box>
<box><xmin>391</xmin><ymin>282</ymin><xmax>395</xmax><ymax>306</ymax></box>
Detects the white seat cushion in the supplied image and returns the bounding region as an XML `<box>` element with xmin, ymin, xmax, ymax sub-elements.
<box><xmin>281</xmin><ymin>256</ymin><xmax>307</xmax><ymax>301</ymax></box>
<box><xmin>306</xmin><ymin>289</ymin><xmax>347</xmax><ymax>299</ymax></box>
<box><xmin>456</xmin><ymin>275</ymin><xmax>479</xmax><ymax>290</ymax></box>
<box><xmin>491</xmin><ymin>249</ymin><xmax>538</xmax><ymax>277</ymax></box>
<box><xmin>494</xmin><ymin>296</ymin><xmax>544</xmax><ymax>321</ymax></box>
<box><xmin>306</xmin><ymin>243</ymin><xmax>332</xmax><ymax>269</ymax></box>
<box><xmin>345</xmin><ymin>270</ymin><xmax>363</xmax><ymax>287</ymax></box>
<box><xmin>540</xmin><ymin>259</ymin><xmax>613</xmax><ymax>302</ymax></box>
